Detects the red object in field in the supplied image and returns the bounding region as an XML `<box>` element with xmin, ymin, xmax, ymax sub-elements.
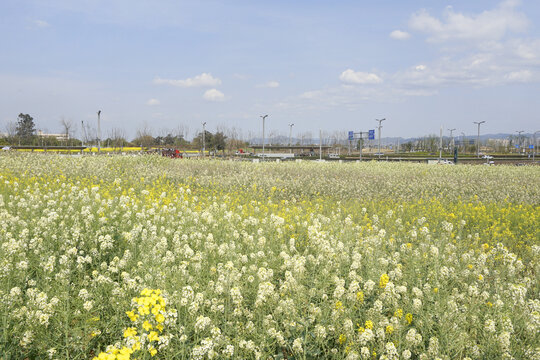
<box><xmin>238</xmin><ymin>149</ymin><xmax>244</xmax><ymax>153</ymax></box>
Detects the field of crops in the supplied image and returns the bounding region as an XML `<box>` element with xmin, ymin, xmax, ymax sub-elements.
<box><xmin>0</xmin><ymin>154</ymin><xmax>538</xmax><ymax>359</ymax></box>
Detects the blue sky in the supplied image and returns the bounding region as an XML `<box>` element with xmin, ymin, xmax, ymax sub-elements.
<box><xmin>1</xmin><ymin>0</ymin><xmax>539</xmax><ymax>140</ymax></box>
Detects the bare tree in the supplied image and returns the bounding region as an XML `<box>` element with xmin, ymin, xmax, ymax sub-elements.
<box><xmin>60</xmin><ymin>118</ymin><xmax>75</xmax><ymax>146</ymax></box>
<box><xmin>134</xmin><ymin>123</ymin><xmax>154</xmax><ymax>148</ymax></box>
<box><xmin>108</xmin><ymin>128</ymin><xmax>127</xmax><ymax>150</ymax></box>
<box><xmin>173</xmin><ymin>124</ymin><xmax>190</xmax><ymax>141</ymax></box>
<box><xmin>5</xmin><ymin>120</ymin><xmax>18</xmax><ymax>139</ymax></box>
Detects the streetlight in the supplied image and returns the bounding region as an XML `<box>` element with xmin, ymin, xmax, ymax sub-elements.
<box><xmin>260</xmin><ymin>115</ymin><xmax>268</xmax><ymax>157</ymax></box>
<box><xmin>288</xmin><ymin>123</ymin><xmax>294</xmax><ymax>153</ymax></box>
<box><xmin>448</xmin><ymin>128</ymin><xmax>456</xmax><ymax>150</ymax></box>
<box><xmin>461</xmin><ymin>132</ymin><xmax>466</xmax><ymax>153</ymax></box>
<box><xmin>534</xmin><ymin>130</ymin><xmax>539</xmax><ymax>162</ymax></box>
<box><xmin>202</xmin><ymin>122</ymin><xmax>206</xmax><ymax>157</ymax></box>
<box><xmin>515</xmin><ymin>130</ymin><xmax>524</xmax><ymax>154</ymax></box>
<box><xmin>473</xmin><ymin>121</ymin><xmax>485</xmax><ymax>158</ymax></box>
<box><xmin>97</xmin><ymin>110</ymin><xmax>101</xmax><ymax>152</ymax></box>
<box><xmin>375</xmin><ymin>118</ymin><xmax>386</xmax><ymax>158</ymax></box>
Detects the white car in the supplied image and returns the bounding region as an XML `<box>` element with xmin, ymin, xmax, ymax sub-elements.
<box><xmin>482</xmin><ymin>155</ymin><xmax>493</xmax><ymax>159</ymax></box>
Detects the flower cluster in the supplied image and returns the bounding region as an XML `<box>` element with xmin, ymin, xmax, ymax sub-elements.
<box><xmin>93</xmin><ymin>289</ymin><xmax>176</xmax><ymax>360</ymax></box>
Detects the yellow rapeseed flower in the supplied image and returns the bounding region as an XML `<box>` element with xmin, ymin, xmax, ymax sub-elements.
<box><xmin>365</xmin><ymin>320</ymin><xmax>373</xmax><ymax>329</ymax></box>
<box><xmin>379</xmin><ymin>274</ymin><xmax>389</xmax><ymax>289</ymax></box>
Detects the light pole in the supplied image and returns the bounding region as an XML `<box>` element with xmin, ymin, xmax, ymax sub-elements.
<box><xmin>375</xmin><ymin>118</ymin><xmax>386</xmax><ymax>159</ymax></box>
<box><xmin>288</xmin><ymin>123</ymin><xmax>294</xmax><ymax>153</ymax></box>
<box><xmin>202</xmin><ymin>122</ymin><xmax>206</xmax><ymax>157</ymax></box>
<box><xmin>534</xmin><ymin>130</ymin><xmax>539</xmax><ymax>162</ymax></box>
<box><xmin>473</xmin><ymin>121</ymin><xmax>485</xmax><ymax>158</ymax></box>
<box><xmin>260</xmin><ymin>115</ymin><xmax>268</xmax><ymax>158</ymax></box>
<box><xmin>319</xmin><ymin>129</ymin><xmax>322</xmax><ymax>160</ymax></box>
<box><xmin>97</xmin><ymin>110</ymin><xmax>101</xmax><ymax>152</ymax></box>
<box><xmin>461</xmin><ymin>132</ymin><xmax>466</xmax><ymax>153</ymax></box>
<box><xmin>515</xmin><ymin>130</ymin><xmax>524</xmax><ymax>154</ymax></box>
<box><xmin>448</xmin><ymin>128</ymin><xmax>456</xmax><ymax>151</ymax></box>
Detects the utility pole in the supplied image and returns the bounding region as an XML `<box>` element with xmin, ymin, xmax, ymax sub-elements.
<box><xmin>461</xmin><ymin>132</ymin><xmax>466</xmax><ymax>153</ymax></box>
<box><xmin>448</xmin><ymin>128</ymin><xmax>456</xmax><ymax>150</ymax></box>
<box><xmin>473</xmin><ymin>121</ymin><xmax>486</xmax><ymax>158</ymax></box>
<box><xmin>202</xmin><ymin>122</ymin><xmax>206</xmax><ymax>157</ymax></box>
<box><xmin>288</xmin><ymin>123</ymin><xmax>294</xmax><ymax>153</ymax></box>
<box><xmin>97</xmin><ymin>110</ymin><xmax>101</xmax><ymax>152</ymax></box>
<box><xmin>375</xmin><ymin>118</ymin><xmax>386</xmax><ymax>159</ymax></box>
<box><xmin>260</xmin><ymin>115</ymin><xmax>268</xmax><ymax>158</ymax></box>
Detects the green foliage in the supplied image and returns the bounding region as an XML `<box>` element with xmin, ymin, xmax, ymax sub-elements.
<box><xmin>15</xmin><ymin>113</ymin><xmax>36</xmax><ymax>144</ymax></box>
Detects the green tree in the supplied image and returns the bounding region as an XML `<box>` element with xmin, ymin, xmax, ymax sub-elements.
<box><xmin>16</xmin><ymin>113</ymin><xmax>36</xmax><ymax>144</ymax></box>
<box><xmin>212</xmin><ymin>131</ymin><xmax>227</xmax><ymax>154</ymax></box>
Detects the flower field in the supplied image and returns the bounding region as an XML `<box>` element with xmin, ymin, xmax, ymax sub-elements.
<box><xmin>0</xmin><ymin>154</ymin><xmax>539</xmax><ymax>359</ymax></box>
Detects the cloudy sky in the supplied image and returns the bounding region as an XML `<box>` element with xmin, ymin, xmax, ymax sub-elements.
<box><xmin>1</xmin><ymin>0</ymin><xmax>539</xmax><ymax>139</ymax></box>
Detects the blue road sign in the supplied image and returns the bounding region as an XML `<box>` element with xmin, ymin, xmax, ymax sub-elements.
<box><xmin>529</xmin><ymin>145</ymin><xmax>534</xmax><ymax>149</ymax></box>
<box><xmin>348</xmin><ymin>131</ymin><xmax>354</xmax><ymax>141</ymax></box>
<box><xmin>368</xmin><ymin>129</ymin><xmax>375</xmax><ymax>140</ymax></box>
<box><xmin>515</xmin><ymin>145</ymin><xmax>520</xmax><ymax>148</ymax></box>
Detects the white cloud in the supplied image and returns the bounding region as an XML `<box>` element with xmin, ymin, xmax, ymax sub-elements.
<box><xmin>146</xmin><ymin>98</ymin><xmax>160</xmax><ymax>106</ymax></box>
<box><xmin>339</xmin><ymin>69</ymin><xmax>382</xmax><ymax>84</ymax></box>
<box><xmin>203</xmin><ymin>89</ymin><xmax>225</xmax><ymax>101</ymax></box>
<box><xmin>153</xmin><ymin>73</ymin><xmax>221</xmax><ymax>87</ymax></box>
<box><xmin>415</xmin><ymin>65</ymin><xmax>427</xmax><ymax>71</ymax></box>
<box><xmin>390</xmin><ymin>30</ymin><xmax>411</xmax><ymax>40</ymax></box>
<box><xmin>300</xmin><ymin>90</ymin><xmax>322</xmax><ymax>99</ymax></box>
<box><xmin>409</xmin><ymin>1</ymin><xmax>528</xmax><ymax>43</ymax></box>
<box><xmin>504</xmin><ymin>70</ymin><xmax>532</xmax><ymax>82</ymax></box>
<box><xmin>257</xmin><ymin>81</ymin><xmax>280</xmax><ymax>88</ymax></box>
<box><xmin>34</xmin><ymin>20</ymin><xmax>50</xmax><ymax>28</ymax></box>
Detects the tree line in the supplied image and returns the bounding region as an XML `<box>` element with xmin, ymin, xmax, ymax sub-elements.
<box><xmin>1</xmin><ymin>114</ymin><xmax>249</xmax><ymax>153</ymax></box>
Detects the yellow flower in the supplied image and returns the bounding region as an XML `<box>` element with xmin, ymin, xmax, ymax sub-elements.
<box><xmin>379</xmin><ymin>274</ymin><xmax>389</xmax><ymax>289</ymax></box>
<box><xmin>148</xmin><ymin>331</ymin><xmax>159</xmax><ymax>342</ymax></box>
<box><xmin>123</xmin><ymin>327</ymin><xmax>137</xmax><ymax>338</ymax></box>
<box><xmin>338</xmin><ymin>334</ymin><xmax>347</xmax><ymax>345</ymax></box>
<box><xmin>365</xmin><ymin>320</ymin><xmax>373</xmax><ymax>329</ymax></box>
<box><xmin>155</xmin><ymin>313</ymin><xmax>165</xmax><ymax>323</ymax></box>
<box><xmin>385</xmin><ymin>325</ymin><xmax>394</xmax><ymax>334</ymax></box>
<box><xmin>335</xmin><ymin>301</ymin><xmax>343</xmax><ymax>310</ymax></box>
<box><xmin>143</xmin><ymin>321</ymin><xmax>153</xmax><ymax>331</ymax></box>
<box><xmin>356</xmin><ymin>291</ymin><xmax>364</xmax><ymax>303</ymax></box>
<box><xmin>394</xmin><ymin>309</ymin><xmax>403</xmax><ymax>318</ymax></box>
<box><xmin>149</xmin><ymin>347</ymin><xmax>157</xmax><ymax>357</ymax></box>
<box><xmin>126</xmin><ymin>311</ymin><xmax>139</xmax><ymax>322</ymax></box>
<box><xmin>406</xmin><ymin>313</ymin><xmax>413</xmax><ymax>324</ymax></box>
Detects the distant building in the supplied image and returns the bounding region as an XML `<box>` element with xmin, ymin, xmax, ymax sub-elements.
<box><xmin>37</xmin><ymin>130</ymin><xmax>69</xmax><ymax>141</ymax></box>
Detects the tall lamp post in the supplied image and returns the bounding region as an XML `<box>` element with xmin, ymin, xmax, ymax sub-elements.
<box><xmin>473</xmin><ymin>121</ymin><xmax>485</xmax><ymax>158</ymax></box>
<box><xmin>515</xmin><ymin>130</ymin><xmax>524</xmax><ymax>154</ymax></box>
<box><xmin>260</xmin><ymin>115</ymin><xmax>268</xmax><ymax>157</ymax></box>
<box><xmin>534</xmin><ymin>130</ymin><xmax>539</xmax><ymax>162</ymax></box>
<box><xmin>448</xmin><ymin>128</ymin><xmax>456</xmax><ymax>150</ymax></box>
<box><xmin>375</xmin><ymin>118</ymin><xmax>386</xmax><ymax>159</ymax></box>
<box><xmin>288</xmin><ymin>123</ymin><xmax>294</xmax><ymax>153</ymax></box>
<box><xmin>202</xmin><ymin>122</ymin><xmax>206</xmax><ymax>157</ymax></box>
<box><xmin>97</xmin><ymin>110</ymin><xmax>101</xmax><ymax>152</ymax></box>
